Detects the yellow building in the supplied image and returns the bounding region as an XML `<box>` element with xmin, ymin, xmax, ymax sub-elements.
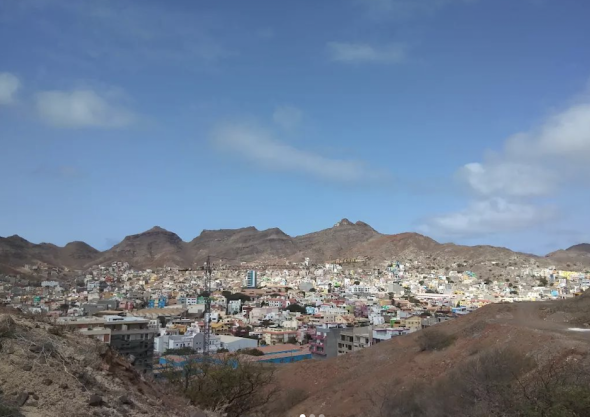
<box><xmin>400</xmin><ymin>316</ymin><xmax>422</xmax><ymax>333</ymax></box>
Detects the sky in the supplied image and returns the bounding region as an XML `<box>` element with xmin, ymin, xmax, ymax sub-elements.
<box><xmin>1</xmin><ymin>0</ymin><xmax>589</xmax><ymax>254</ymax></box>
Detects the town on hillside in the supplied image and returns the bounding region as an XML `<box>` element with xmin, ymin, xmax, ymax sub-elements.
<box><xmin>2</xmin><ymin>255</ymin><xmax>589</xmax><ymax>373</ymax></box>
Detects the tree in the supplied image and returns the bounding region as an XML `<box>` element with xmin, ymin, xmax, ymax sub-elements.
<box><xmin>167</xmin><ymin>355</ymin><xmax>278</xmax><ymax>417</ymax></box>
<box><xmin>354</xmin><ymin>280</ymin><xmax>361</xmax><ymax>285</ymax></box>
<box><xmin>309</xmin><ymin>288</ymin><xmax>316</xmax><ymax>292</ymax></box>
<box><xmin>239</xmin><ymin>348</ymin><xmax>264</xmax><ymax>356</ymax></box>
<box><xmin>285</xmin><ymin>304</ymin><xmax>306</xmax><ymax>314</ymax></box>
<box><xmin>226</xmin><ymin>293</ymin><xmax>252</xmax><ymax>303</ymax></box>
<box><xmin>163</xmin><ymin>347</ymin><xmax>196</xmax><ymax>356</ymax></box>
<box><xmin>418</xmin><ymin>280</ymin><xmax>425</xmax><ymax>286</ymax></box>
<box><xmin>539</xmin><ymin>277</ymin><xmax>549</xmax><ymax>287</ymax></box>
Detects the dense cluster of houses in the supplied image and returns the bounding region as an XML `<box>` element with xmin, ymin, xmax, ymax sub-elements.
<box><xmin>1</xmin><ymin>257</ymin><xmax>589</xmax><ymax>371</ymax></box>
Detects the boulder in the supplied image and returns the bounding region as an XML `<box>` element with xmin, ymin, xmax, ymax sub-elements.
<box><xmin>88</xmin><ymin>395</ymin><xmax>103</xmax><ymax>407</ymax></box>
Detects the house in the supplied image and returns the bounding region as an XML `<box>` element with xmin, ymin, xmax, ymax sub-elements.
<box><xmin>261</xmin><ymin>329</ymin><xmax>298</xmax><ymax>345</ymax></box>
<box><xmin>372</xmin><ymin>327</ymin><xmax>409</xmax><ymax>344</ymax></box>
<box><xmin>400</xmin><ymin>315</ymin><xmax>422</xmax><ymax>332</ymax></box>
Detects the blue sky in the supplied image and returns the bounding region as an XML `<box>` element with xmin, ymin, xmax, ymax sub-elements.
<box><xmin>1</xmin><ymin>0</ymin><xmax>589</xmax><ymax>254</ymax></box>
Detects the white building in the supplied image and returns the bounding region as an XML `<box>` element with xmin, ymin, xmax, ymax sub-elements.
<box><xmin>218</xmin><ymin>335</ymin><xmax>258</xmax><ymax>352</ymax></box>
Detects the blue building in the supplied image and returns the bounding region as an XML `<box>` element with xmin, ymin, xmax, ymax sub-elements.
<box><xmin>244</xmin><ymin>270</ymin><xmax>257</xmax><ymax>289</ymax></box>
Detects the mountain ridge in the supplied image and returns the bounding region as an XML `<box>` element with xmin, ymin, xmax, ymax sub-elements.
<box><xmin>1</xmin><ymin>220</ymin><xmax>589</xmax><ymax>273</ymax></box>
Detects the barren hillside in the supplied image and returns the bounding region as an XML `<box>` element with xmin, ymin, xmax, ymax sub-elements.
<box><xmin>275</xmin><ymin>295</ymin><xmax>590</xmax><ymax>417</ymax></box>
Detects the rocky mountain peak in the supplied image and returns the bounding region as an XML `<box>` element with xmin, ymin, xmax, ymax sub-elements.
<box><xmin>334</xmin><ymin>218</ymin><xmax>353</xmax><ymax>227</ymax></box>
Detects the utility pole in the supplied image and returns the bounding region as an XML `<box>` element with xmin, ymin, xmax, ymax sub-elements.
<box><xmin>203</xmin><ymin>256</ymin><xmax>212</xmax><ymax>356</ymax></box>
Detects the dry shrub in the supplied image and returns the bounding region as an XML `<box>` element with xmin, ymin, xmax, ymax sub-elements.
<box><xmin>417</xmin><ymin>329</ymin><xmax>456</xmax><ymax>351</ymax></box>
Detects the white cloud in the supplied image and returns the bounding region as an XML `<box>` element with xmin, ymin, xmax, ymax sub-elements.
<box><xmin>327</xmin><ymin>42</ymin><xmax>406</xmax><ymax>64</ymax></box>
<box><xmin>0</xmin><ymin>72</ymin><xmax>20</xmax><ymax>105</ymax></box>
<box><xmin>506</xmin><ymin>102</ymin><xmax>590</xmax><ymax>161</ymax></box>
<box><xmin>459</xmin><ymin>161</ymin><xmax>557</xmax><ymax>197</ymax></box>
<box><xmin>420</xmin><ymin>198</ymin><xmax>556</xmax><ymax>238</ymax></box>
<box><xmin>211</xmin><ymin>123</ymin><xmax>387</xmax><ymax>184</ymax></box>
<box><xmin>460</xmin><ymin>99</ymin><xmax>590</xmax><ymax>198</ymax></box>
<box><xmin>421</xmin><ymin>92</ymin><xmax>590</xmax><ymax>239</ymax></box>
<box><xmin>273</xmin><ymin>105</ymin><xmax>302</xmax><ymax>130</ymax></box>
<box><xmin>35</xmin><ymin>89</ymin><xmax>135</xmax><ymax>128</ymax></box>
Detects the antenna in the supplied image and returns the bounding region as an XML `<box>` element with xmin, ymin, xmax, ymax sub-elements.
<box><xmin>203</xmin><ymin>255</ymin><xmax>213</xmax><ymax>356</ymax></box>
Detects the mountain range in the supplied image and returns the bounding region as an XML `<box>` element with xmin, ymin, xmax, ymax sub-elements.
<box><xmin>1</xmin><ymin>219</ymin><xmax>589</xmax><ymax>274</ymax></box>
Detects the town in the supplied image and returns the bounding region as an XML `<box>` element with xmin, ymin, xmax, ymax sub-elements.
<box><xmin>2</xmin><ymin>255</ymin><xmax>588</xmax><ymax>374</ymax></box>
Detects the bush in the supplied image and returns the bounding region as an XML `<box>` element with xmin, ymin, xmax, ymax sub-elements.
<box><xmin>166</xmin><ymin>356</ymin><xmax>277</xmax><ymax>417</ymax></box>
<box><xmin>0</xmin><ymin>401</ymin><xmax>23</xmax><ymax>417</ymax></box>
<box><xmin>417</xmin><ymin>329</ymin><xmax>456</xmax><ymax>352</ymax></box>
<box><xmin>239</xmin><ymin>348</ymin><xmax>264</xmax><ymax>356</ymax></box>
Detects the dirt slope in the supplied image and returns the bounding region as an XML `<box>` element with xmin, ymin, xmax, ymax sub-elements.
<box><xmin>275</xmin><ymin>297</ymin><xmax>590</xmax><ymax>417</ymax></box>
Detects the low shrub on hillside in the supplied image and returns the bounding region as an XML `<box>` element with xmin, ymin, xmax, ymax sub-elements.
<box><xmin>417</xmin><ymin>329</ymin><xmax>456</xmax><ymax>351</ymax></box>
<box><xmin>369</xmin><ymin>347</ymin><xmax>590</xmax><ymax>417</ymax></box>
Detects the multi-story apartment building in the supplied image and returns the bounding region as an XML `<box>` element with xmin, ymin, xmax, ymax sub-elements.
<box><xmin>310</xmin><ymin>324</ymin><xmax>344</xmax><ymax>359</ymax></box>
<box><xmin>337</xmin><ymin>326</ymin><xmax>372</xmax><ymax>355</ymax></box>
<box><xmin>103</xmin><ymin>315</ymin><xmax>157</xmax><ymax>373</ymax></box>
<box><xmin>244</xmin><ymin>270</ymin><xmax>258</xmax><ymax>288</ymax></box>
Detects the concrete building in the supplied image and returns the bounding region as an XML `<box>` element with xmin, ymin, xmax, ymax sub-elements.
<box><xmin>103</xmin><ymin>315</ymin><xmax>157</xmax><ymax>373</ymax></box>
<box><xmin>337</xmin><ymin>326</ymin><xmax>372</xmax><ymax>355</ymax></box>
<box><xmin>56</xmin><ymin>316</ymin><xmax>111</xmax><ymax>344</ymax></box>
<box><xmin>244</xmin><ymin>270</ymin><xmax>258</xmax><ymax>289</ymax></box>
<box><xmin>261</xmin><ymin>329</ymin><xmax>298</xmax><ymax>345</ymax></box>
<box><xmin>310</xmin><ymin>325</ymin><xmax>344</xmax><ymax>359</ymax></box>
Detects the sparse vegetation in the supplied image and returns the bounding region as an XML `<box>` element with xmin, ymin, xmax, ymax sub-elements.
<box><xmin>369</xmin><ymin>348</ymin><xmax>590</xmax><ymax>417</ymax></box>
<box><xmin>164</xmin><ymin>355</ymin><xmax>277</xmax><ymax>417</ymax></box>
<box><xmin>417</xmin><ymin>329</ymin><xmax>456</xmax><ymax>351</ymax></box>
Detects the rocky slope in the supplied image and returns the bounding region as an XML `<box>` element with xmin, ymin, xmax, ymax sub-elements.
<box><xmin>0</xmin><ymin>309</ymin><xmax>208</xmax><ymax>417</ymax></box>
<box><xmin>547</xmin><ymin>243</ymin><xmax>590</xmax><ymax>266</ymax></box>
<box><xmin>2</xmin><ymin>220</ymin><xmax>589</xmax><ymax>273</ymax></box>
